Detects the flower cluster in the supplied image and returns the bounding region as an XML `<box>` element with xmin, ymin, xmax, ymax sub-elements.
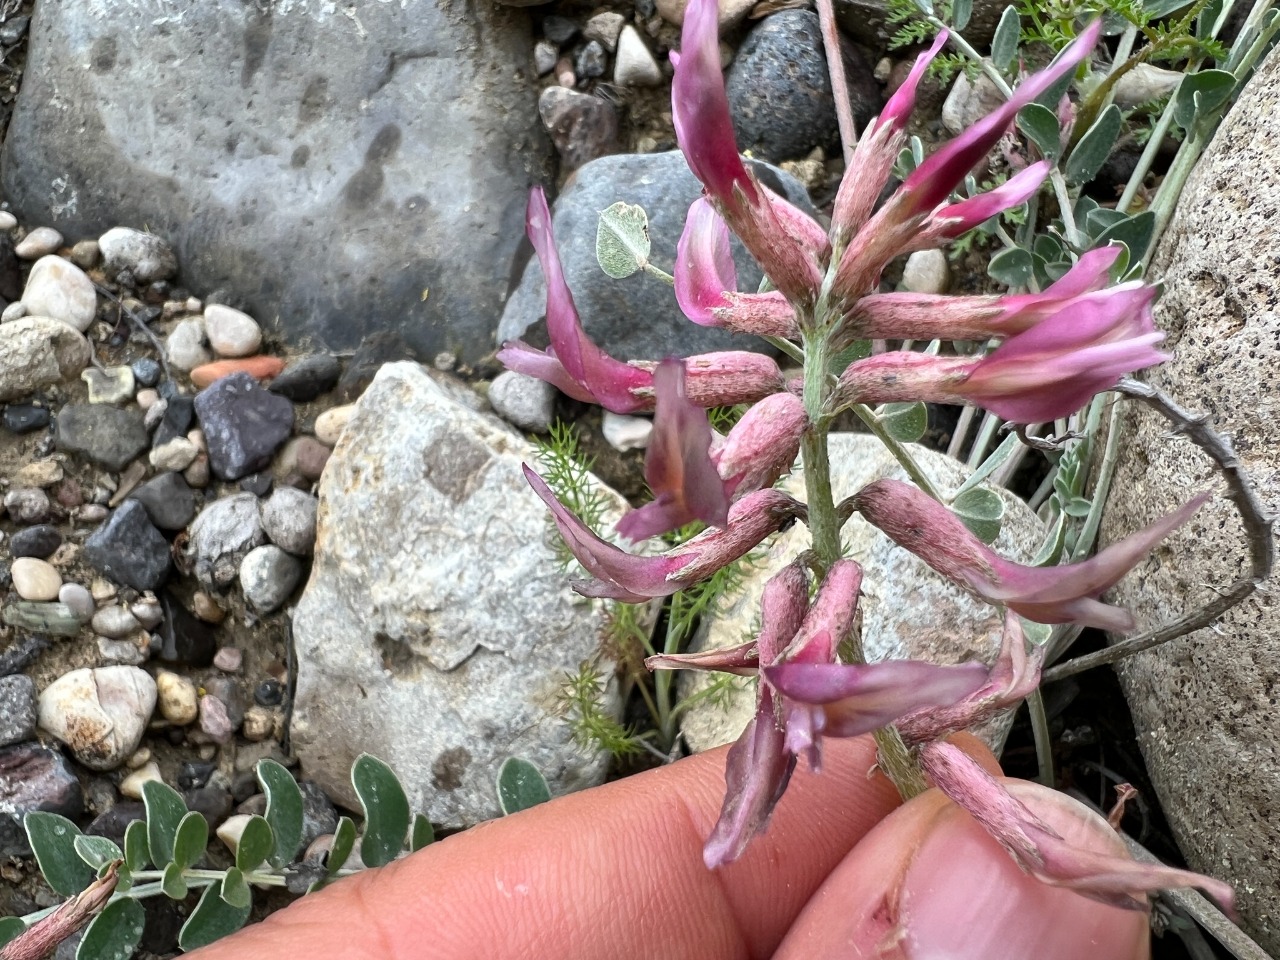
<box><xmin>501</xmin><ymin>0</ymin><xmax>1230</xmax><ymax>928</ymax></box>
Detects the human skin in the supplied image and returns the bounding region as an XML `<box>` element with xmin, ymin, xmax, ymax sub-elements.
<box><xmin>187</xmin><ymin>735</ymin><xmax>998</xmax><ymax>960</ymax></box>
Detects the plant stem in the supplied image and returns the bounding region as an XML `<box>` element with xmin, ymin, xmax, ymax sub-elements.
<box><xmin>849</xmin><ymin>402</ymin><xmax>945</xmax><ymax>502</ymax></box>
<box><xmin>800</xmin><ymin>333</ymin><xmax>842</xmax><ymax>572</ymax></box>
<box><xmin>1026</xmin><ymin>687</ymin><xmax>1056</xmax><ymax>788</ymax></box>
<box><xmin>816</xmin><ymin>0</ymin><xmax>857</xmax><ymax>165</ymax></box>
<box><xmin>642</xmin><ymin>263</ymin><xmax>675</xmax><ymax>285</ymax></box>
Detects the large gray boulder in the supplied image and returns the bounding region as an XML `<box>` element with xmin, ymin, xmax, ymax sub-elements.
<box><xmin>497</xmin><ymin>151</ymin><xmax>812</xmax><ymax>362</ymax></box>
<box><xmin>679</xmin><ymin>434</ymin><xmax>1046</xmax><ymax>754</ymax></box>
<box><xmin>1098</xmin><ymin>49</ymin><xmax>1280</xmax><ymax>952</ymax></box>
<box><xmin>2</xmin><ymin>0</ymin><xmax>550</xmax><ymax>363</ymax></box>
<box><xmin>290</xmin><ymin>362</ymin><xmax>623</xmax><ymax>828</ymax></box>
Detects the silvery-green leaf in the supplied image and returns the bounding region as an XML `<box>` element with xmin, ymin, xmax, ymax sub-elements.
<box><xmin>326</xmin><ymin>816</ymin><xmax>356</xmax><ymax>877</ymax></box>
<box><xmin>910</xmin><ymin>135</ymin><xmax>925</xmax><ymax>166</ymax></box>
<box><xmin>76</xmin><ymin>898</ymin><xmax>145</xmax><ymax>960</ymax></box>
<box><xmin>988</xmin><ymin>247</ymin><xmax>1034</xmax><ymax>287</ymax></box>
<box><xmin>220</xmin><ymin>867</ymin><xmax>252</xmax><ymax>910</ymax></box>
<box><xmin>178</xmin><ymin>882</ymin><xmax>251</xmax><ymax>951</ymax></box>
<box><xmin>25</xmin><ymin>812</ymin><xmax>94</xmax><ymax>897</ymax></box>
<box><xmin>0</xmin><ymin>917</ymin><xmax>25</xmax><ymax>949</ymax></box>
<box><xmin>1196</xmin><ymin>0</ymin><xmax>1224</xmax><ymax>38</ymax></box>
<box><xmin>879</xmin><ymin>402</ymin><xmax>928</xmax><ymax>443</ymax></box>
<box><xmin>235</xmin><ymin>815</ymin><xmax>274</xmax><ymax>874</ymax></box>
<box><xmin>1146</xmin><ymin>0</ymin><xmax>1194</xmax><ymax>15</ymax></box>
<box><xmin>1043</xmin><ymin>260</ymin><xmax>1072</xmax><ymax>283</ymax></box>
<box><xmin>410</xmin><ymin>814</ymin><xmax>435</xmax><ymax>852</ymax></box>
<box><xmin>1020</xmin><ymin>618</ymin><xmax>1054</xmax><ymax>646</ymax></box>
<box><xmin>497</xmin><ymin>757</ymin><xmax>551</xmax><ymax>816</ymax></box>
<box><xmin>1065</xmin><ymin>105</ymin><xmax>1122</xmax><ymax>184</ymax></box>
<box><xmin>173</xmin><ymin>811</ymin><xmax>208</xmax><ymax>871</ymax></box>
<box><xmin>1032</xmin><ymin>513</ymin><xmax>1068</xmax><ymax>566</ymax></box>
<box><xmin>829</xmin><ymin>340</ymin><xmax>871</xmax><ymax>375</ymax></box>
<box><xmin>1094</xmin><ymin>211</ymin><xmax>1156</xmax><ymax>263</ymax></box>
<box><xmin>952</xmin><ymin>486</ymin><xmax>1005</xmax><ymax>543</ymax></box>
<box><xmin>1063</xmin><ymin>495</ymin><xmax>1093</xmax><ymax>518</ymax></box>
<box><xmin>161</xmin><ymin>860</ymin><xmax>188</xmax><ymax>899</ymax></box>
<box><xmin>1017</xmin><ymin>103</ymin><xmax>1063</xmax><ymax>160</ymax></box>
<box><xmin>74</xmin><ymin>835</ymin><xmax>123</xmax><ymax>871</ymax></box>
<box><xmin>352</xmin><ymin>754</ymin><xmax>411</xmax><ymax>868</ymax></box>
<box><xmin>258</xmin><ymin>759</ymin><xmax>304</xmax><ymax>868</ymax></box>
<box><xmin>124</xmin><ymin>820</ymin><xmax>150</xmax><ymax>873</ymax></box>
<box><xmin>1032</xmin><ymin>234</ymin><xmax>1064</xmax><ymax>264</ymax></box>
<box><xmin>142</xmin><ymin>780</ymin><xmax>187</xmax><ymax>868</ymax></box>
<box><xmin>596</xmin><ymin>202</ymin><xmax>651</xmax><ymax>279</ymax></box>
<box><xmin>1073</xmin><ymin>194</ymin><xmax>1099</xmax><ymax>223</ymax></box>
<box><xmin>97</xmin><ymin>859</ymin><xmax>131</xmax><ymax>895</ymax></box>
<box><xmin>991</xmin><ymin>7</ymin><xmax>1021</xmax><ymax>71</ymax></box>
<box><xmin>951</xmin><ymin>0</ymin><xmax>972</xmax><ymax>30</ymax></box>
<box><xmin>953</xmin><ymin>432</ymin><xmax>1020</xmax><ymax>498</ymax></box>
<box><xmin>1173</xmin><ymin>69</ymin><xmax>1236</xmax><ymax>130</ymax></box>
<box><xmin>1031</xmin><ymin>251</ymin><xmax>1052</xmax><ymax>291</ymax></box>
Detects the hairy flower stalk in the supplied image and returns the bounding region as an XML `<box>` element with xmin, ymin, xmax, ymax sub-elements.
<box><xmin>0</xmin><ymin>863</ymin><xmax>119</xmax><ymax>960</ymax></box>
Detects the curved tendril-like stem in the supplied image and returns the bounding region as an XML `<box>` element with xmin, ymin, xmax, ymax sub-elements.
<box><xmin>1042</xmin><ymin>379</ymin><xmax>1274</xmax><ymax>683</ymax></box>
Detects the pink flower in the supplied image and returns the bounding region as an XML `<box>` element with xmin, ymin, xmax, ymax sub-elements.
<box><xmin>674</xmin><ymin>199</ymin><xmax>801</xmax><ymax>338</ymax></box>
<box><xmin>615</xmin><ymin>359</ymin><xmax>729</xmax><ymax>542</ymax></box>
<box><xmin>851</xmin><ymin>478</ymin><xmax>1212</xmax><ymax>632</ymax></box>
<box><xmin>919</xmin><ymin>741</ymin><xmax>1236</xmax><ymax>913</ymax></box>
<box><xmin>840</xmin><ymin>246</ymin><xmax>1123</xmax><ymax>343</ymax></box>
<box><xmin>497</xmin><ymin>189</ymin><xmax>652</xmax><ymax>413</ymax></box>
<box><xmin>835</xmin><ymin>281</ymin><xmax>1167</xmax><ymax>423</ymax></box>
<box><xmin>671</xmin><ymin>0</ymin><xmax>826</xmax><ymax>307</ymax></box>
<box><xmin>525</xmin><ymin>463</ymin><xmax>801</xmax><ymax>602</ymax></box>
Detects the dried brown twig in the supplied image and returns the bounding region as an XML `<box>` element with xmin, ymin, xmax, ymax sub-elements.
<box><xmin>0</xmin><ymin>863</ymin><xmax>119</xmax><ymax>960</ymax></box>
<box><xmin>1043</xmin><ymin>378</ymin><xmax>1274</xmax><ymax>684</ymax></box>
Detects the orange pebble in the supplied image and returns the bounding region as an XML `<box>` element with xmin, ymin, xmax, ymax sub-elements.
<box><xmin>189</xmin><ymin>356</ymin><xmax>286</xmax><ymax>389</ymax></box>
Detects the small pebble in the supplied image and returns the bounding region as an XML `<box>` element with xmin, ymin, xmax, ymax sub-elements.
<box><xmin>131</xmin><ymin>599</ymin><xmax>163</xmax><ymax>629</ymax></box>
<box><xmin>239</xmin><ymin>472</ymin><xmax>273</xmax><ymax>497</ymax></box>
<box><xmin>0</xmin><ymin>301</ymin><xmax>25</xmax><ymax>322</ymax></box>
<box><xmin>543</xmin><ymin>14</ymin><xmax>578</xmax><ymax>44</ymax></box>
<box><xmin>97</xmin><ymin>227</ymin><xmax>177</xmax><ymax>283</ymax></box>
<box><xmin>136</xmin><ymin>388</ymin><xmax>161</xmax><ymax>412</ymax></box>
<box><xmin>120</xmin><ymin>761</ymin><xmax>164</xmax><ymax>800</ymax></box>
<box><xmin>90</xmin><ymin>578</ymin><xmax>118</xmax><ymax>602</ymax></box>
<box><xmin>78</xmin><ymin>504</ymin><xmax>109</xmax><ymax>523</ymax></box>
<box><xmin>2</xmin><ymin>404</ymin><xmax>50</xmax><ymax>433</ymax></box>
<box><xmin>488</xmin><ymin>371</ymin><xmax>555</xmax><ymax>433</ymax></box>
<box><xmin>239</xmin><ymin>545</ymin><xmax>303</xmax><ymax>613</ymax></box>
<box><xmin>0</xmin><ymin>211</ymin><xmax>15</xmax><ymax>230</ymax></box>
<box><xmin>199</xmin><ymin>695</ymin><xmax>235</xmax><ymax>744</ymax></box>
<box><xmin>58</xmin><ymin>583</ymin><xmax>95</xmax><ymax>621</ymax></box>
<box><xmin>131</xmin><ymin>358</ymin><xmax>162</xmax><ymax>387</ymax></box>
<box><xmin>14</xmin><ymin>227</ymin><xmax>63</xmax><ymax>259</ymax></box>
<box><xmin>96</xmin><ymin>636</ymin><xmax>148</xmax><ymax>665</ymax></box>
<box><xmin>614</xmin><ymin>26</ymin><xmax>662</xmax><ymax>86</ymax></box>
<box><xmin>150</xmin><ymin>436</ymin><xmax>199</xmax><ymax>471</ymax></box>
<box><xmin>4</xmin><ymin>487</ymin><xmax>51</xmax><ymax>524</ymax></box>
<box><xmin>0</xmin><ymin>675</ymin><xmax>38</xmax><ymax>747</ymax></box>
<box><xmin>193</xmin><ymin>592</ymin><xmax>226</xmax><ymax>624</ymax></box>
<box><xmin>156</xmin><ymin>670</ymin><xmax>199</xmax><ymax>725</ymax></box>
<box><xmin>166</xmin><ymin>318</ymin><xmax>212</xmax><ymax>372</ymax></box>
<box><xmin>21</xmin><ymin>255</ymin><xmax>97</xmax><ymax>332</ymax></box>
<box><xmin>260</xmin><ymin>487</ymin><xmax>319</xmax><ymax>555</ymax></box>
<box><xmin>268</xmin><ymin>354</ymin><xmax>341</xmax><ymax>402</ymax></box>
<box><xmin>602</xmin><ymin>412</ymin><xmax>653</xmax><ymax>451</ymax></box>
<box><xmin>3</xmin><ymin>601</ymin><xmax>83</xmax><ymax>636</ymax></box>
<box><xmin>91</xmin><ymin>605</ymin><xmax>142</xmax><ymax>639</ymax></box>
<box><xmin>11</xmin><ymin>558</ymin><xmax>62</xmax><ymax>601</ymax></box>
<box><xmin>555</xmin><ymin>56</ymin><xmax>576</xmax><ymax>88</ymax></box>
<box><xmin>37</xmin><ymin>666</ymin><xmax>156</xmax><ymax>770</ymax></box>
<box><xmin>189</xmin><ymin>355</ymin><xmax>284</xmax><ymax>388</ymax></box>
<box><xmin>13</xmin><ymin>460</ymin><xmax>63</xmax><ymax>488</ymax></box>
<box><xmin>187</xmin><ymin>427</ymin><xmax>206</xmax><ymax>452</ymax></box>
<box><xmin>254</xmin><ymin>678</ymin><xmax>284</xmax><ymax>707</ymax></box>
<box><xmin>126</xmin><ymin>747</ymin><xmax>153</xmax><ymax>769</ymax></box>
<box><xmin>294</xmin><ymin>437</ymin><xmax>330</xmax><ymax>481</ymax></box>
<box><xmin>70</xmin><ymin>239</ymin><xmax>101</xmax><ymax>270</ymax></box>
<box><xmin>314</xmin><ymin>404</ymin><xmax>356</xmax><ymax>446</ymax></box>
<box><xmin>184</xmin><ymin>454</ymin><xmax>210</xmax><ymax>488</ymax></box>
<box><xmin>216</xmin><ymin>814</ymin><xmax>252</xmax><ymax>856</ymax></box>
<box><xmin>203</xmin><ymin>304</ymin><xmax>263</xmax><ymax>358</ymax></box>
<box><xmin>242</xmin><ymin>706</ymin><xmax>274</xmax><ymax>742</ymax></box>
<box><xmin>576</xmin><ymin>39</ymin><xmax>607</xmax><ymax>79</ymax></box>
<box><xmin>212</xmin><ymin>647</ymin><xmax>242</xmax><ymax>672</ymax></box>
<box><xmin>82</xmin><ymin>365</ymin><xmax>136</xmax><ymax>404</ymax></box>
<box><xmin>178</xmin><ymin>761</ymin><xmax>215</xmax><ymax>790</ymax></box>
<box><xmin>534</xmin><ymin>40</ymin><xmax>558</xmax><ymax>75</ymax></box>
<box><xmin>901</xmin><ymin>249</ymin><xmax>951</xmax><ymax>295</ymax></box>
<box><xmin>9</xmin><ymin>524</ymin><xmax>62</xmax><ymax>559</ymax></box>
<box><xmin>584</xmin><ymin>11</ymin><xmax>626</xmax><ymax>50</ymax></box>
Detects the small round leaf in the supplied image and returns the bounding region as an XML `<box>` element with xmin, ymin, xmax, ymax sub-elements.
<box><xmin>76</xmin><ymin>898</ymin><xmax>145</xmax><ymax>960</ymax></box>
<box><xmin>497</xmin><ymin>757</ymin><xmax>552</xmax><ymax>816</ymax></box>
<box><xmin>952</xmin><ymin>486</ymin><xmax>1005</xmax><ymax>544</ymax></box>
<box><xmin>220</xmin><ymin>867</ymin><xmax>253</xmax><ymax>910</ymax></box>
<box><xmin>73</xmin><ymin>835</ymin><xmax>123</xmax><ymax>871</ymax></box>
<box><xmin>326</xmin><ymin>816</ymin><xmax>357</xmax><ymax>877</ymax></box>
<box><xmin>161</xmin><ymin>860</ymin><xmax>188</xmax><ymax>900</ymax></box>
<box><xmin>988</xmin><ymin>247</ymin><xmax>1034</xmax><ymax>288</ymax></box>
<box><xmin>595</xmin><ymin>202</ymin><xmax>651</xmax><ymax>279</ymax></box>
<box><xmin>179</xmin><ymin>881</ymin><xmax>252</xmax><ymax>951</ymax></box>
<box><xmin>352</xmin><ymin>754</ymin><xmax>411</xmax><ymax>868</ymax></box>
<box><xmin>235</xmin><ymin>815</ymin><xmax>275</xmax><ymax>874</ymax></box>
<box><xmin>124</xmin><ymin>819</ymin><xmax>150</xmax><ymax>873</ymax></box>
<box><xmin>142</xmin><ymin>780</ymin><xmax>188</xmax><ymax>868</ymax></box>
<box><xmin>257</xmin><ymin>759</ymin><xmax>305</xmax><ymax>868</ymax></box>
<box><xmin>173</xmin><ymin>811</ymin><xmax>209</xmax><ymax>871</ymax></box>
<box><xmin>879</xmin><ymin>402</ymin><xmax>928</xmax><ymax>444</ymax></box>
<box><xmin>24</xmin><ymin>812</ymin><xmax>94</xmax><ymax>897</ymax></box>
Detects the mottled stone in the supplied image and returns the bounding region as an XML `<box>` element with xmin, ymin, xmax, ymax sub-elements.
<box><xmin>290</xmin><ymin>363</ymin><xmax>623</xmax><ymax>827</ymax></box>
<box><xmin>38</xmin><ymin>666</ymin><xmax>157</xmax><ymax>770</ymax></box>
<box><xmin>260</xmin><ymin>487</ymin><xmax>318</xmax><ymax>556</ymax></box>
<box><xmin>268</xmin><ymin>354</ymin><xmax>341</xmax><ymax>402</ymax></box>
<box><xmin>97</xmin><ymin>227</ymin><xmax>177</xmax><ymax>283</ymax></box>
<box><xmin>1098</xmin><ymin>50</ymin><xmax>1280</xmax><ymax>951</ymax></box>
<box><xmin>127</xmin><ymin>472</ymin><xmax>198</xmax><ymax>531</ymax></box>
<box><xmin>8</xmin><ymin>524</ymin><xmax>61</xmax><ymax>559</ymax></box>
<box><xmin>488</xmin><ymin>370</ymin><xmax>555</xmax><ymax>433</ymax></box>
<box><xmin>185</xmin><ymin>493</ymin><xmax>265</xmax><ymax>589</ymax></box>
<box><xmin>194</xmin><ymin>373</ymin><xmax>294</xmax><ymax>481</ymax></box>
<box><xmin>0</xmin><ymin>317</ymin><xmax>92</xmax><ymax>402</ymax></box>
<box><xmin>0</xmin><ymin>676</ymin><xmax>38</xmax><ymax>747</ymax></box>
<box><xmin>239</xmin><ymin>545</ymin><xmax>304</xmax><ymax>613</ymax></box>
<box><xmin>0</xmin><ymin>744</ymin><xmax>83</xmax><ymax>856</ymax></box>
<box><xmin>20</xmin><ymin>256</ymin><xmax>97</xmax><ymax>331</ymax></box>
<box><xmin>84</xmin><ymin>500</ymin><xmax>173</xmax><ymax>590</ymax></box>
<box><xmin>56</xmin><ymin>404</ymin><xmax>149</xmax><ymax>471</ymax></box>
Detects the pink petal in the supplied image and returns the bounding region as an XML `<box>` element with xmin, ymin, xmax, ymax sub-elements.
<box><xmin>703</xmin><ymin>687</ymin><xmax>795</xmax><ymax>868</ymax></box>
<box><xmin>710</xmin><ymin>291</ymin><xmax>799</xmax><ymax>339</ymax></box>
<box><xmin>712</xmin><ymin>391</ymin><xmax>807</xmax><ymax>498</ymax></box>
<box><xmin>757</xmin><ymin>561</ymin><xmax>811</xmax><ymax>664</ymax></box>
<box><xmin>680</xmin><ymin>351</ymin><xmax>787</xmax><ymax>407</ymax></box>
<box><xmin>899</xmin><ymin>20</ymin><xmax>1102</xmax><ymax>215</ymax></box>
<box><xmin>929</xmin><ymin>160</ymin><xmax>1052</xmax><ymax>238</ymax></box>
<box><xmin>663</xmin><ymin>487</ymin><xmax>805</xmax><ymax>587</ymax></box>
<box><xmin>616</xmin><ymin>359</ymin><xmax>728</xmax><ymax>540</ymax></box>
<box><xmin>645</xmin><ymin>641</ymin><xmax>759</xmax><ymax>675</ymax></box>
<box><xmin>671</xmin><ymin>0</ymin><xmax>752</xmax><ymax>206</ymax></box>
<box><xmin>496</xmin><ymin>340</ymin><xmax>597</xmax><ymax>403</ymax></box>
<box><xmin>675</xmin><ymin>198</ymin><xmax>738</xmax><ymax>325</ymax></box>
<box><xmin>880</xmin><ymin>30</ymin><xmax>950</xmax><ymax>132</ymax></box>
<box><xmin>765</xmin><ymin>659</ymin><xmax>988</xmax><ymax>738</ymax></box>
<box><xmin>523</xmin><ymin>464</ymin><xmax>692</xmax><ymax>600</ymax></box>
<box><xmin>840</xmin><ymin>292</ymin><xmax>1006</xmax><ymax>341</ymax></box>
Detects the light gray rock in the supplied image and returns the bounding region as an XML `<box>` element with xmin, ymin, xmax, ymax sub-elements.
<box><xmin>290</xmin><ymin>362</ymin><xmax>624</xmax><ymax>828</ymax></box>
<box><xmin>166</xmin><ymin>318</ymin><xmax>211</xmax><ymax>373</ymax></box>
<box><xmin>20</xmin><ymin>256</ymin><xmax>96</xmax><ymax>332</ymax></box>
<box><xmin>3</xmin><ymin>0</ymin><xmax>551</xmax><ymax>364</ymax></box>
<box><xmin>601</xmin><ymin>411</ymin><xmax>652</xmax><ymax>451</ymax></box>
<box><xmin>90</xmin><ymin>605</ymin><xmax>142</xmax><ymax>640</ymax></box>
<box><xmin>239</xmin><ymin>545</ymin><xmax>303</xmax><ymax>613</ymax></box>
<box><xmin>37</xmin><ymin>666</ymin><xmax>156</xmax><ymax>771</ymax></box>
<box><xmin>185</xmin><ymin>493</ymin><xmax>266</xmax><ymax>589</ymax></box>
<box><xmin>679</xmin><ymin>434</ymin><xmax>1045</xmax><ymax>754</ymax></box>
<box><xmin>584</xmin><ymin>11</ymin><xmax>626</xmax><ymax>50</ymax></box>
<box><xmin>0</xmin><ymin>675</ymin><xmax>38</xmax><ymax>747</ymax></box>
<box><xmin>941</xmin><ymin>70</ymin><xmax>1006</xmax><ymax>137</ymax></box>
<box><xmin>614</xmin><ymin>26</ymin><xmax>662</xmax><ymax>87</ymax></box>
<box><xmin>901</xmin><ymin>249</ymin><xmax>950</xmax><ymax>294</ymax></box>
<box><xmin>81</xmin><ymin>365</ymin><xmax>135</xmax><ymax>404</ymax></box>
<box><xmin>203</xmin><ymin>304</ymin><xmax>262</xmax><ymax>358</ymax></box>
<box><xmin>0</xmin><ymin>316</ymin><xmax>92</xmax><ymax>401</ymax></box>
<box><xmin>260</xmin><ymin>487</ymin><xmax>318</xmax><ymax>556</ymax></box>
<box><xmin>14</xmin><ymin>227</ymin><xmax>63</xmax><ymax>259</ymax></box>
<box><xmin>1098</xmin><ymin>48</ymin><xmax>1280</xmax><ymax>952</ymax></box>
<box><xmin>97</xmin><ymin>227</ymin><xmax>177</xmax><ymax>282</ymax></box>
<box><xmin>487</xmin><ymin>370</ymin><xmax>556</xmax><ymax>433</ymax></box>
<box><xmin>656</xmin><ymin>0</ymin><xmax>756</xmax><ymax>28</ymax></box>
<box><xmin>498</xmin><ymin>152</ymin><xmax>812</xmax><ymax>362</ymax></box>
